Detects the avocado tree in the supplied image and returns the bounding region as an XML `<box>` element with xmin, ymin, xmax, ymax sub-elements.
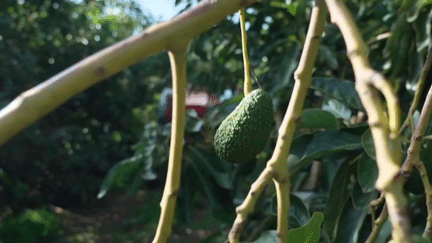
<box><xmin>1</xmin><ymin>0</ymin><xmax>432</xmax><ymax>243</ymax></box>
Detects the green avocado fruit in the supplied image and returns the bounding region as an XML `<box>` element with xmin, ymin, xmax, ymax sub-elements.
<box><xmin>214</xmin><ymin>89</ymin><xmax>274</xmax><ymax>163</ymax></box>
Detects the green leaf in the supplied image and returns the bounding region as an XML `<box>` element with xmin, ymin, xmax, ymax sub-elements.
<box><xmin>361</xmin><ymin>129</ymin><xmax>375</xmax><ymax>159</ymax></box>
<box><xmin>187</xmin><ymin>157</ymin><xmax>218</xmax><ymax>206</ymax></box>
<box><xmin>351</xmin><ymin>180</ymin><xmax>378</xmax><ymax>209</ymax></box>
<box><xmin>321</xmin><ymin>98</ymin><xmax>352</xmax><ymax>121</ymax></box>
<box><xmin>97</xmin><ymin>155</ymin><xmax>144</xmax><ymax>199</ymax></box>
<box><xmin>189</xmin><ymin>147</ymin><xmax>233</xmax><ymax>189</ymax></box>
<box><xmin>287</xmin><ymin>134</ymin><xmax>314</xmax><ymax>169</ymax></box>
<box><xmin>375</xmin><ymin>219</ymin><xmax>392</xmax><ymax>243</ymax></box>
<box><xmin>319</xmin><ymin>45</ymin><xmax>339</xmax><ymax>69</ymax></box>
<box><xmin>253</xmin><ymin>213</ymin><xmax>324</xmax><ymax>243</ymax></box>
<box><xmin>334</xmin><ymin>199</ymin><xmax>368</xmax><ymax>243</ymax></box>
<box><xmin>288</xmin><ymin>131</ymin><xmax>362</xmax><ymax>174</ymax></box>
<box><xmin>302</xmin><ymin>131</ymin><xmax>361</xmax><ymax>156</ymax></box>
<box><xmin>177</xmin><ymin>175</ymin><xmax>192</xmax><ymax>225</ymax></box>
<box><xmin>289</xmin><ymin>194</ymin><xmax>311</xmax><ymax>228</ymax></box>
<box><xmin>272</xmin><ymin>44</ymin><xmax>301</xmax><ymax>92</ymax></box>
<box><xmin>412</xmin><ymin>235</ymin><xmax>432</xmax><ymax>242</ymax></box>
<box><xmin>323</xmin><ymin>160</ymin><xmax>356</xmax><ymax>241</ymax></box>
<box><xmin>311</xmin><ymin>77</ymin><xmax>364</xmax><ymax>111</ymax></box>
<box><xmin>270</xmin><ymin>193</ymin><xmax>310</xmax><ymax>229</ymax></box>
<box><xmin>357</xmin><ymin>153</ymin><xmax>378</xmax><ymax>193</ymax></box>
<box><xmin>270</xmin><ymin>2</ymin><xmax>297</xmax><ymax>15</ymax></box>
<box><xmin>287</xmin><ymin>212</ymin><xmax>324</xmax><ymax>243</ymax></box>
<box><xmin>253</xmin><ymin>230</ymin><xmax>278</xmax><ymax>243</ymax></box>
<box><xmin>298</xmin><ymin>108</ymin><xmax>338</xmax><ymax>130</ymax></box>
<box><xmin>412</xmin><ymin>8</ymin><xmax>432</xmax><ymax>52</ymax></box>
<box><xmin>406</xmin><ymin>39</ymin><xmax>424</xmax><ymax>86</ymax></box>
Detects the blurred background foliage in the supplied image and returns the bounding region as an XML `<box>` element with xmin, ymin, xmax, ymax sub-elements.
<box><xmin>0</xmin><ymin>0</ymin><xmax>432</xmax><ymax>242</ymax></box>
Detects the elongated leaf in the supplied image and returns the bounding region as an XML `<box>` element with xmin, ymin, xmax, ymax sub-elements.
<box><xmin>288</xmin><ymin>131</ymin><xmax>362</xmax><ymax>174</ymax></box>
<box><xmin>304</xmin><ymin>131</ymin><xmax>361</xmax><ymax>155</ymax></box>
<box><xmin>253</xmin><ymin>212</ymin><xmax>324</xmax><ymax>243</ymax></box>
<box><xmin>97</xmin><ymin>155</ymin><xmax>143</xmax><ymax>199</ymax></box>
<box><xmin>271</xmin><ymin>44</ymin><xmax>301</xmax><ymax>92</ymax></box>
<box><xmin>412</xmin><ymin>235</ymin><xmax>432</xmax><ymax>242</ymax></box>
<box><xmin>298</xmin><ymin>108</ymin><xmax>338</xmax><ymax>130</ymax></box>
<box><xmin>289</xmin><ymin>194</ymin><xmax>311</xmax><ymax>228</ymax></box>
<box><xmin>323</xmin><ymin>160</ymin><xmax>356</xmax><ymax>241</ymax></box>
<box><xmin>319</xmin><ymin>45</ymin><xmax>339</xmax><ymax>70</ymax></box>
<box><xmin>322</xmin><ymin>98</ymin><xmax>352</xmax><ymax>121</ymax></box>
<box><xmin>287</xmin><ymin>212</ymin><xmax>324</xmax><ymax>243</ymax></box>
<box><xmin>357</xmin><ymin>153</ymin><xmax>378</xmax><ymax>193</ymax></box>
<box><xmin>351</xmin><ymin>180</ymin><xmax>377</xmax><ymax>209</ymax></box>
<box><xmin>189</xmin><ymin>147</ymin><xmax>233</xmax><ymax>189</ymax></box>
<box><xmin>311</xmin><ymin>77</ymin><xmax>364</xmax><ymax>111</ymax></box>
<box><xmin>375</xmin><ymin>219</ymin><xmax>392</xmax><ymax>243</ymax></box>
<box><xmin>334</xmin><ymin>199</ymin><xmax>368</xmax><ymax>243</ymax></box>
<box><xmin>177</xmin><ymin>173</ymin><xmax>192</xmax><ymax>225</ymax></box>
<box><xmin>413</xmin><ymin>9</ymin><xmax>432</xmax><ymax>52</ymax></box>
<box><xmin>253</xmin><ymin>230</ymin><xmax>278</xmax><ymax>243</ymax></box>
<box><xmin>287</xmin><ymin>134</ymin><xmax>314</xmax><ymax>167</ymax></box>
<box><xmin>361</xmin><ymin>129</ymin><xmax>375</xmax><ymax>159</ymax></box>
<box><xmin>187</xmin><ymin>156</ymin><xmax>218</xmax><ymax>206</ymax></box>
<box><xmin>270</xmin><ymin>2</ymin><xmax>297</xmax><ymax>15</ymax></box>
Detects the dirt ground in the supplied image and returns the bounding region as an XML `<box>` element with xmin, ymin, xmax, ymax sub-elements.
<box><xmin>52</xmin><ymin>190</ymin><xmax>222</xmax><ymax>243</ymax></box>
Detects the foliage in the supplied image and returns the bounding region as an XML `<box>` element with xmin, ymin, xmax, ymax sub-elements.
<box><xmin>1</xmin><ymin>0</ymin><xmax>432</xmax><ymax>242</ymax></box>
<box><xmin>0</xmin><ymin>208</ymin><xmax>62</xmax><ymax>243</ymax></box>
<box><xmin>0</xmin><ymin>0</ymin><xmax>165</xmax><ymax>209</ymax></box>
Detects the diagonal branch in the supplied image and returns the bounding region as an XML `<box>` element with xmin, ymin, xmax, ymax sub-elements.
<box><xmin>398</xmin><ymin>43</ymin><xmax>432</xmax><ymax>239</ymax></box>
<box><xmin>0</xmin><ymin>0</ymin><xmax>258</xmax><ymax>147</ymax></box>
<box><xmin>227</xmin><ymin>1</ymin><xmax>328</xmax><ymax>242</ymax></box>
<box><xmin>323</xmin><ymin>0</ymin><xmax>410</xmax><ymax>242</ymax></box>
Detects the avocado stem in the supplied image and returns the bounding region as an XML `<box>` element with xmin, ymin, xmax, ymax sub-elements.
<box><xmin>239</xmin><ymin>9</ymin><xmax>252</xmax><ymax>95</ymax></box>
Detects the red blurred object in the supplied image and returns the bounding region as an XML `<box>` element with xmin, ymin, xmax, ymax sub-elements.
<box><xmin>158</xmin><ymin>87</ymin><xmax>220</xmax><ymax>124</ymax></box>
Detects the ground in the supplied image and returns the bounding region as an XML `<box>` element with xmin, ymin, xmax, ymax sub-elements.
<box><xmin>52</xmin><ymin>190</ymin><xmax>223</xmax><ymax>243</ymax></box>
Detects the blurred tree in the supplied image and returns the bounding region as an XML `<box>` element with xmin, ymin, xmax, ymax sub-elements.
<box><xmin>0</xmin><ymin>0</ymin><xmax>169</xmax><ymax>209</ymax></box>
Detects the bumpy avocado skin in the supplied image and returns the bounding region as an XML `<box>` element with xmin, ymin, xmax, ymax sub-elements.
<box><xmin>214</xmin><ymin>89</ymin><xmax>274</xmax><ymax>163</ymax></box>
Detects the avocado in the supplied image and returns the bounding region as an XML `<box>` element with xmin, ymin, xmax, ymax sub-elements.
<box><xmin>214</xmin><ymin>89</ymin><xmax>274</xmax><ymax>163</ymax></box>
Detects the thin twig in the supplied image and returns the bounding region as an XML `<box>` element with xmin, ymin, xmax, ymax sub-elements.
<box><xmin>400</xmin><ymin>43</ymin><xmax>432</xmax><ymax>177</ymax></box>
<box><xmin>228</xmin><ymin>168</ymin><xmax>275</xmax><ymax>243</ymax></box>
<box><xmin>416</xmin><ymin>161</ymin><xmax>432</xmax><ymax>238</ymax></box>
<box><xmin>397</xmin><ymin>47</ymin><xmax>432</xmax><ymax>239</ymax></box>
<box><xmin>365</xmin><ymin>205</ymin><xmax>389</xmax><ymax>243</ymax></box>
<box><xmin>400</xmin><ymin>44</ymin><xmax>432</xmax><ymax>135</ymax></box>
<box><xmin>391</xmin><ymin>43</ymin><xmax>432</xmax><ymax>242</ymax></box>
<box><xmin>369</xmin><ymin>193</ymin><xmax>385</xmax><ymax>223</ymax></box>
<box><xmin>246</xmin><ymin>214</ymin><xmax>276</xmax><ymax>242</ymax></box>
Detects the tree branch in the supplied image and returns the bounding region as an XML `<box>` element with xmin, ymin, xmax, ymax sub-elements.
<box><xmin>397</xmin><ymin>43</ymin><xmax>432</xmax><ymax>240</ymax></box>
<box><xmin>323</xmin><ymin>0</ymin><xmax>410</xmax><ymax>242</ymax></box>
<box><xmin>227</xmin><ymin>1</ymin><xmax>328</xmax><ymax>242</ymax></box>
<box><xmin>365</xmin><ymin>205</ymin><xmax>389</xmax><ymax>243</ymax></box>
<box><xmin>0</xmin><ymin>0</ymin><xmax>258</xmax><ymax>146</ymax></box>
<box><xmin>151</xmin><ymin>49</ymin><xmax>188</xmax><ymax>243</ymax></box>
